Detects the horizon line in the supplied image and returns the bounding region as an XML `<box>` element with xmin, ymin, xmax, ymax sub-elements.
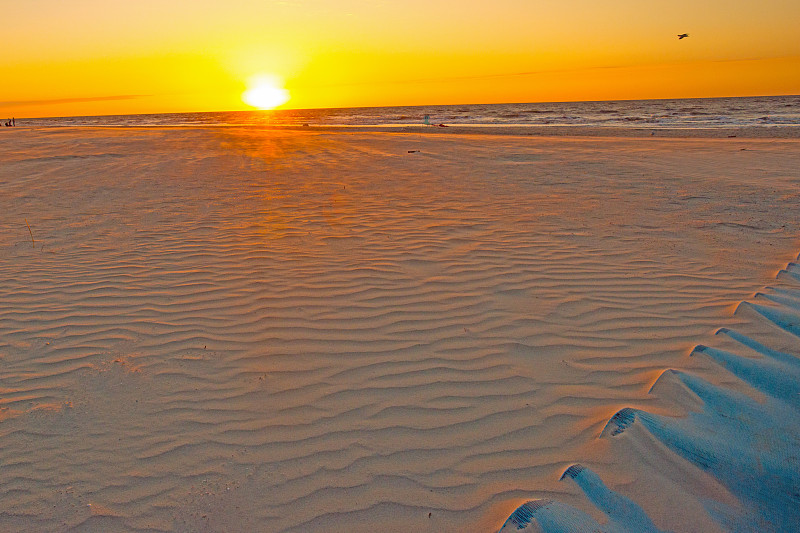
<box><xmin>8</xmin><ymin>92</ymin><xmax>799</xmax><ymax>121</ymax></box>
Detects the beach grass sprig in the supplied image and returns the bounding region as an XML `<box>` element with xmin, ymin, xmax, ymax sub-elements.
<box><xmin>25</xmin><ymin>218</ymin><xmax>34</xmax><ymax>247</ymax></box>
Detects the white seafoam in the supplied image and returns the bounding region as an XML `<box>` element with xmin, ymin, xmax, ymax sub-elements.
<box><xmin>0</xmin><ymin>127</ymin><xmax>798</xmax><ymax>532</ymax></box>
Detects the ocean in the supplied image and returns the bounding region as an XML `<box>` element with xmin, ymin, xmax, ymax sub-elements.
<box><xmin>16</xmin><ymin>94</ymin><xmax>800</xmax><ymax>129</ymax></box>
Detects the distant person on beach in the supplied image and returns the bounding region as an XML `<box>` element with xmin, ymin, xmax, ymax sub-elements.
<box><xmin>423</xmin><ymin>114</ymin><xmax>448</xmax><ymax>127</ymax></box>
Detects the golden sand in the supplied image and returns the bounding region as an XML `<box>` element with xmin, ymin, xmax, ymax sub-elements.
<box><xmin>1</xmin><ymin>127</ymin><xmax>798</xmax><ymax>531</ymax></box>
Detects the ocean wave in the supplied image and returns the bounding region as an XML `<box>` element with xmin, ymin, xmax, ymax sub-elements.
<box><xmin>18</xmin><ymin>95</ymin><xmax>800</xmax><ymax>128</ymax></box>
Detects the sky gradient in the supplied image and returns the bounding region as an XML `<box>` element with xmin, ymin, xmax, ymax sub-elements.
<box><xmin>3</xmin><ymin>0</ymin><xmax>800</xmax><ymax>118</ymax></box>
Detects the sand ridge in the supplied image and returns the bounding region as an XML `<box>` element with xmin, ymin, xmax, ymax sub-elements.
<box><xmin>0</xmin><ymin>127</ymin><xmax>799</xmax><ymax>531</ymax></box>
<box><xmin>500</xmin><ymin>254</ymin><xmax>800</xmax><ymax>531</ymax></box>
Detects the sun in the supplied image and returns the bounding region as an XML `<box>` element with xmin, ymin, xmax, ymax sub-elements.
<box><xmin>242</xmin><ymin>75</ymin><xmax>290</xmax><ymax>110</ymax></box>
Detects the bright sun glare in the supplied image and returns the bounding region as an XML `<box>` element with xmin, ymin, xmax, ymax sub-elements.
<box><xmin>242</xmin><ymin>75</ymin><xmax>290</xmax><ymax>110</ymax></box>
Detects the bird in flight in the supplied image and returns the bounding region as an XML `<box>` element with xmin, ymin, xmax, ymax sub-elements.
<box><xmin>678</xmin><ymin>33</ymin><xmax>689</xmax><ymax>39</ymax></box>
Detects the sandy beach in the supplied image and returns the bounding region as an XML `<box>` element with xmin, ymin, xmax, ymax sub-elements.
<box><xmin>1</xmin><ymin>126</ymin><xmax>799</xmax><ymax>532</ymax></box>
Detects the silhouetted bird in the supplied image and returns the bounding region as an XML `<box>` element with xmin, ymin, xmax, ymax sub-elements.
<box><xmin>678</xmin><ymin>33</ymin><xmax>689</xmax><ymax>39</ymax></box>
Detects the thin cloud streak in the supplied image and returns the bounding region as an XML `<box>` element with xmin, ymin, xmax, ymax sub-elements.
<box><xmin>296</xmin><ymin>55</ymin><xmax>800</xmax><ymax>90</ymax></box>
<box><xmin>0</xmin><ymin>94</ymin><xmax>146</xmax><ymax>108</ymax></box>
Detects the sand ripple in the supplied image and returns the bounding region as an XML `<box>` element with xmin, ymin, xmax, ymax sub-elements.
<box><xmin>500</xmin><ymin>252</ymin><xmax>800</xmax><ymax>532</ymax></box>
<box><xmin>1</xmin><ymin>128</ymin><xmax>799</xmax><ymax>531</ymax></box>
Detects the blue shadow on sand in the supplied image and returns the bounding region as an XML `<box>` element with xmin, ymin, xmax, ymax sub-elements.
<box><xmin>499</xmin><ymin>252</ymin><xmax>800</xmax><ymax>532</ymax></box>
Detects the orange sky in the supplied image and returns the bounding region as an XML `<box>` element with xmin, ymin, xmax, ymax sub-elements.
<box><xmin>3</xmin><ymin>0</ymin><xmax>799</xmax><ymax>118</ymax></box>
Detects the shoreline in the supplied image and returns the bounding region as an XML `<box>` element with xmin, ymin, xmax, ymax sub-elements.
<box><xmin>6</xmin><ymin>124</ymin><xmax>800</xmax><ymax>139</ymax></box>
<box><xmin>392</xmin><ymin>124</ymin><xmax>800</xmax><ymax>138</ymax></box>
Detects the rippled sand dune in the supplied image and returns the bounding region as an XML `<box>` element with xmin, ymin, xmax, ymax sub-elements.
<box><xmin>1</xmin><ymin>127</ymin><xmax>798</xmax><ymax>532</ymax></box>
<box><xmin>500</xmin><ymin>258</ymin><xmax>800</xmax><ymax>532</ymax></box>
